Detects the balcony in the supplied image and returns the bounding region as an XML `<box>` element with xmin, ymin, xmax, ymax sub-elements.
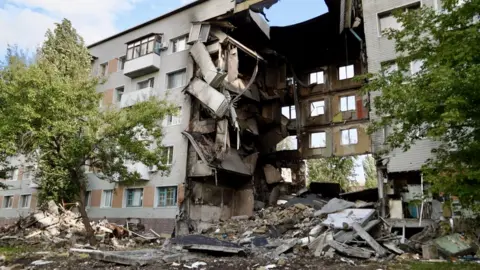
<box><xmin>123</xmin><ymin>53</ymin><xmax>161</xmax><ymax>78</ymax></box>
<box><xmin>125</xmin><ymin>162</ymin><xmax>150</xmax><ymax>181</ymax></box>
<box><xmin>120</xmin><ymin>87</ymin><xmax>155</xmax><ymax>108</ymax></box>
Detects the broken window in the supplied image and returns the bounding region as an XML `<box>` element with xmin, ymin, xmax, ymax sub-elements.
<box><xmin>341</xmin><ymin>128</ymin><xmax>358</xmax><ymax>145</ymax></box>
<box><xmin>172</xmin><ymin>36</ymin><xmax>188</xmax><ymax>53</ymax></box>
<box><xmin>102</xmin><ymin>190</ymin><xmax>113</xmax><ymax>208</ymax></box>
<box><xmin>161</xmin><ymin>146</ymin><xmax>174</xmax><ymax>165</ymax></box>
<box><xmin>310</xmin><ymin>132</ymin><xmax>326</xmax><ymax>148</ymax></box>
<box><xmin>281</xmin><ymin>105</ymin><xmax>296</xmax><ymax>119</ymax></box>
<box><xmin>167</xmin><ymin>69</ymin><xmax>187</xmax><ymax>89</ymax></box>
<box><xmin>3</xmin><ymin>196</ymin><xmax>13</xmax><ymax>208</ymax></box>
<box><xmin>339</xmin><ymin>65</ymin><xmax>354</xmax><ymax>80</ymax></box>
<box><xmin>126</xmin><ymin>35</ymin><xmax>161</xmax><ymax>60</ymax></box>
<box><xmin>340</xmin><ymin>95</ymin><xmax>356</xmax><ymax>112</ymax></box>
<box><xmin>310</xmin><ymin>100</ymin><xmax>325</xmax><ymax>117</ymax></box>
<box><xmin>164</xmin><ymin>107</ymin><xmax>182</xmax><ymax>126</ymax></box>
<box><xmin>383</xmin><ymin>62</ymin><xmax>398</xmax><ymax>76</ymax></box>
<box><xmin>99</xmin><ymin>62</ymin><xmax>108</xmax><ymax>76</ymax></box>
<box><xmin>309</xmin><ymin>71</ymin><xmax>324</xmax><ymax>84</ymax></box>
<box><xmin>137</xmin><ymin>77</ymin><xmax>154</xmax><ymax>90</ymax></box>
<box><xmin>115</xmin><ymin>86</ymin><xmax>124</xmax><ymax>103</ymax></box>
<box><xmin>126</xmin><ymin>188</ymin><xmax>143</xmax><ymax>207</ymax></box>
<box><xmin>286</xmin><ymin>77</ymin><xmax>294</xmax><ymax>86</ymax></box>
<box><xmin>20</xmin><ymin>194</ymin><xmax>31</xmax><ymax>208</ymax></box>
<box><xmin>157</xmin><ymin>186</ymin><xmax>177</xmax><ymax>207</ymax></box>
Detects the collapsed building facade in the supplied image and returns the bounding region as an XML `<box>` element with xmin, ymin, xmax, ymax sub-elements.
<box><xmin>0</xmin><ymin>0</ymin><xmax>445</xmax><ymax>233</ymax></box>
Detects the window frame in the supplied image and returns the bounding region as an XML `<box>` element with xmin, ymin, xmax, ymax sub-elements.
<box><xmin>341</xmin><ymin>128</ymin><xmax>359</xmax><ymax>145</ymax></box>
<box><xmin>164</xmin><ymin>107</ymin><xmax>182</xmax><ymax>126</ymax></box>
<box><xmin>309</xmin><ymin>71</ymin><xmax>325</xmax><ymax>84</ymax></box>
<box><xmin>340</xmin><ymin>95</ymin><xmax>356</xmax><ymax>112</ymax></box>
<box><xmin>99</xmin><ymin>62</ymin><xmax>108</xmax><ymax>76</ymax></box>
<box><xmin>310</xmin><ymin>100</ymin><xmax>325</xmax><ymax>117</ymax></box>
<box><xmin>137</xmin><ymin>77</ymin><xmax>155</xmax><ymax>90</ymax></box>
<box><xmin>310</xmin><ymin>132</ymin><xmax>327</xmax><ymax>148</ymax></box>
<box><xmin>171</xmin><ymin>35</ymin><xmax>188</xmax><ymax>53</ymax></box>
<box><xmin>377</xmin><ymin>2</ymin><xmax>422</xmax><ymax>36</ymax></box>
<box><xmin>115</xmin><ymin>86</ymin><xmax>125</xmax><ymax>103</ymax></box>
<box><xmin>281</xmin><ymin>105</ymin><xmax>296</xmax><ymax>120</ymax></box>
<box><xmin>339</xmin><ymin>64</ymin><xmax>355</xmax><ymax>80</ymax></box>
<box><xmin>156</xmin><ymin>186</ymin><xmax>177</xmax><ymax>207</ymax></box>
<box><xmin>125</xmin><ymin>188</ymin><xmax>144</xmax><ymax>207</ymax></box>
<box><xmin>19</xmin><ymin>194</ymin><xmax>31</xmax><ymax>208</ymax></box>
<box><xmin>161</xmin><ymin>146</ymin><xmax>174</xmax><ymax>166</ymax></box>
<box><xmin>84</xmin><ymin>191</ymin><xmax>91</xmax><ymax>208</ymax></box>
<box><xmin>3</xmin><ymin>195</ymin><xmax>13</xmax><ymax>208</ymax></box>
<box><xmin>126</xmin><ymin>35</ymin><xmax>162</xmax><ymax>61</ymax></box>
<box><xmin>166</xmin><ymin>68</ymin><xmax>187</xmax><ymax>89</ymax></box>
<box><xmin>101</xmin><ymin>189</ymin><xmax>113</xmax><ymax>208</ymax></box>
<box><xmin>118</xmin><ymin>56</ymin><xmax>126</xmax><ymax>71</ymax></box>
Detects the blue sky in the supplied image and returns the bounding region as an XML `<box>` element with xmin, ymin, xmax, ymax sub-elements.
<box><xmin>0</xmin><ymin>0</ymin><xmax>327</xmax><ymax>56</ymax></box>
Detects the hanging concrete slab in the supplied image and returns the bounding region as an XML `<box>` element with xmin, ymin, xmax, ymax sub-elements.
<box><xmin>190</xmin><ymin>42</ymin><xmax>227</xmax><ymax>88</ymax></box>
<box><xmin>218</xmin><ymin>148</ymin><xmax>251</xmax><ymax>176</ymax></box>
<box><xmin>186</xmin><ymin>78</ymin><xmax>229</xmax><ymax>118</ymax></box>
<box><xmin>264</xmin><ymin>164</ymin><xmax>282</xmax><ymax>184</ymax></box>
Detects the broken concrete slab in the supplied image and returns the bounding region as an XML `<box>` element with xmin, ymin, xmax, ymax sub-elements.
<box><xmin>264</xmin><ymin>164</ymin><xmax>282</xmax><ymax>184</ymax></box>
<box><xmin>190</xmin><ymin>42</ymin><xmax>226</xmax><ymax>88</ymax></box>
<box><xmin>352</xmin><ymin>223</ymin><xmax>388</xmax><ymax>257</ymax></box>
<box><xmin>172</xmin><ymin>235</ymin><xmax>244</xmax><ymax>255</ymax></box>
<box><xmin>434</xmin><ymin>233</ymin><xmax>473</xmax><ymax>257</ymax></box>
<box><xmin>383</xmin><ymin>242</ymin><xmax>404</xmax><ymax>255</ymax></box>
<box><xmin>334</xmin><ymin>219</ymin><xmax>380</xmax><ymax>243</ymax></box>
<box><xmin>328</xmin><ymin>240</ymin><xmax>374</xmax><ymax>259</ymax></box>
<box><xmin>314</xmin><ymin>198</ymin><xmax>356</xmax><ymax>217</ymax></box>
<box><xmin>185</xmin><ymin>244</ymin><xmax>245</xmax><ymax>254</ymax></box>
<box><xmin>422</xmin><ymin>243</ymin><xmax>438</xmax><ymax>259</ymax></box>
<box><xmin>185</xmin><ymin>78</ymin><xmax>229</xmax><ymax>118</ymax></box>
<box><xmin>313</xmin><ymin>231</ymin><xmax>333</xmax><ymax>257</ymax></box>
<box><xmin>322</xmin><ymin>209</ymin><xmax>375</xmax><ymax>229</ymax></box>
<box><xmin>274</xmin><ymin>239</ymin><xmax>297</xmax><ymax>256</ymax></box>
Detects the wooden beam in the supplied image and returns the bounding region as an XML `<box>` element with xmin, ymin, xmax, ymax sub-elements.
<box><xmin>352</xmin><ymin>223</ymin><xmax>388</xmax><ymax>257</ymax></box>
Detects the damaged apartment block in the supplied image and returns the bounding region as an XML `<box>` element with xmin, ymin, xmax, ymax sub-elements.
<box><xmin>178</xmin><ymin>0</ymin><xmax>368</xmax><ymax>232</ymax></box>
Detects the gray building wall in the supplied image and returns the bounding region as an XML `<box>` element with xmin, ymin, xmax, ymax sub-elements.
<box><xmin>362</xmin><ymin>0</ymin><xmax>439</xmax><ymax>172</ymax></box>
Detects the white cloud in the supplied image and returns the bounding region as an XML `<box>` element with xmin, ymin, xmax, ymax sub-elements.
<box><xmin>0</xmin><ymin>0</ymin><xmax>144</xmax><ymax>55</ymax></box>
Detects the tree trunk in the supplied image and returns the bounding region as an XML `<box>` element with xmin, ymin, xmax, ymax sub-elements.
<box><xmin>79</xmin><ymin>188</ymin><xmax>97</xmax><ymax>245</ymax></box>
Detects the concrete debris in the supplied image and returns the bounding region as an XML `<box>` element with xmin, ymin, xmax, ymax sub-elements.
<box><xmin>314</xmin><ymin>198</ymin><xmax>356</xmax><ymax>217</ymax></box>
<box><xmin>322</xmin><ymin>209</ymin><xmax>376</xmax><ymax>229</ymax></box>
<box><xmin>433</xmin><ymin>233</ymin><xmax>473</xmax><ymax>257</ymax></box>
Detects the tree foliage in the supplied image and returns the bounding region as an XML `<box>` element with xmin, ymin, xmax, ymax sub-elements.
<box><xmin>307</xmin><ymin>157</ymin><xmax>357</xmax><ymax>191</ymax></box>
<box><xmin>363</xmin><ymin>155</ymin><xmax>377</xmax><ymax>188</ymax></box>
<box><xmin>361</xmin><ymin>0</ymin><xmax>480</xmax><ymax>205</ymax></box>
<box><xmin>0</xmin><ymin>19</ymin><xmax>177</xmax><ymax>243</ymax></box>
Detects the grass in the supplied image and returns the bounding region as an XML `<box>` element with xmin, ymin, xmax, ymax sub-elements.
<box><xmin>391</xmin><ymin>261</ymin><xmax>480</xmax><ymax>270</ymax></box>
<box><xmin>0</xmin><ymin>246</ymin><xmax>29</xmax><ymax>262</ymax></box>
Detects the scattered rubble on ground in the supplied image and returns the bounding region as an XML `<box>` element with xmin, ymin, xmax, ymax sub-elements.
<box><xmin>2</xmin><ymin>192</ymin><xmax>480</xmax><ymax>268</ymax></box>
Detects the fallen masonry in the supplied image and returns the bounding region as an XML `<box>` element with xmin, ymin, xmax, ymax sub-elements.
<box><xmin>1</xmin><ymin>193</ymin><xmax>479</xmax><ymax>267</ymax></box>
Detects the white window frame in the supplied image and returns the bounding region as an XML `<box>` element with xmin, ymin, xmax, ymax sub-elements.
<box><xmin>410</xmin><ymin>60</ymin><xmax>424</xmax><ymax>75</ymax></box>
<box><xmin>339</xmin><ymin>65</ymin><xmax>355</xmax><ymax>80</ymax></box>
<box><xmin>341</xmin><ymin>128</ymin><xmax>359</xmax><ymax>145</ymax></box>
<box><xmin>3</xmin><ymin>195</ymin><xmax>13</xmax><ymax>208</ymax></box>
<box><xmin>125</xmin><ymin>188</ymin><xmax>143</xmax><ymax>208</ymax></box>
<box><xmin>5</xmin><ymin>168</ymin><xmax>19</xmax><ymax>182</ymax></box>
<box><xmin>281</xmin><ymin>105</ymin><xmax>296</xmax><ymax>119</ymax></box>
<box><xmin>156</xmin><ymin>186</ymin><xmax>177</xmax><ymax>207</ymax></box>
<box><xmin>164</xmin><ymin>107</ymin><xmax>182</xmax><ymax>126</ymax></box>
<box><xmin>19</xmin><ymin>194</ymin><xmax>31</xmax><ymax>208</ymax></box>
<box><xmin>310</xmin><ymin>132</ymin><xmax>327</xmax><ymax>148</ymax></box>
<box><xmin>137</xmin><ymin>77</ymin><xmax>155</xmax><ymax>90</ymax></box>
<box><xmin>161</xmin><ymin>146</ymin><xmax>174</xmax><ymax>166</ymax></box>
<box><xmin>309</xmin><ymin>71</ymin><xmax>324</xmax><ymax>84</ymax></box>
<box><xmin>340</xmin><ymin>95</ymin><xmax>356</xmax><ymax>112</ymax></box>
<box><xmin>171</xmin><ymin>35</ymin><xmax>188</xmax><ymax>53</ymax></box>
<box><xmin>310</xmin><ymin>100</ymin><xmax>325</xmax><ymax>117</ymax></box>
<box><xmin>166</xmin><ymin>68</ymin><xmax>187</xmax><ymax>89</ymax></box>
<box><xmin>101</xmin><ymin>189</ymin><xmax>113</xmax><ymax>208</ymax></box>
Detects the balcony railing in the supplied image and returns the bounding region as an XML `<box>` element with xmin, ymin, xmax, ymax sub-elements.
<box><xmin>123</xmin><ymin>53</ymin><xmax>161</xmax><ymax>78</ymax></box>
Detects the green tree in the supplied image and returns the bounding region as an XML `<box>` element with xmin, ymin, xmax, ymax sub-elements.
<box><xmin>0</xmin><ymin>19</ymin><xmax>177</xmax><ymax>244</ymax></box>
<box><xmin>361</xmin><ymin>0</ymin><xmax>480</xmax><ymax>206</ymax></box>
<box><xmin>307</xmin><ymin>156</ymin><xmax>356</xmax><ymax>191</ymax></box>
<box><xmin>363</xmin><ymin>155</ymin><xmax>377</xmax><ymax>188</ymax></box>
